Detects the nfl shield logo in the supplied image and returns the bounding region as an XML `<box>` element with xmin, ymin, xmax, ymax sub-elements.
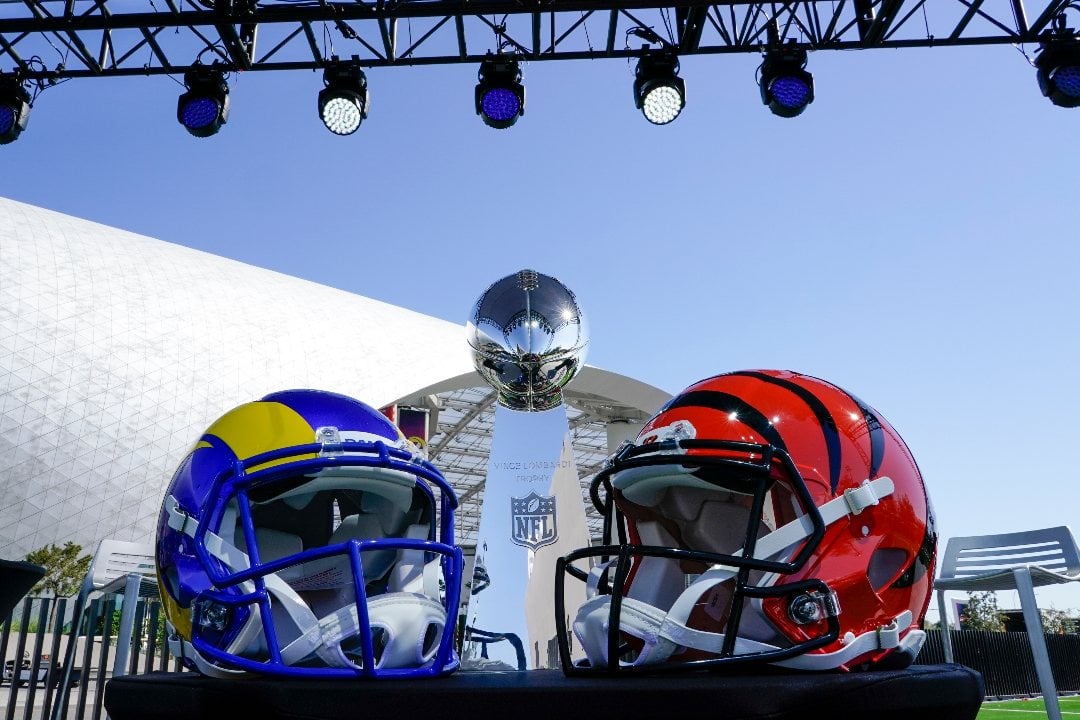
<box><xmin>510</xmin><ymin>492</ymin><xmax>558</xmax><ymax>551</ymax></box>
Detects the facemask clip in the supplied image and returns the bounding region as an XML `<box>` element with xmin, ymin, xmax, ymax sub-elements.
<box><xmin>316</xmin><ymin>426</ymin><xmax>344</xmax><ymax>456</ymax></box>
<box><xmin>788</xmin><ymin>590</ymin><xmax>840</xmax><ymax>625</ymax></box>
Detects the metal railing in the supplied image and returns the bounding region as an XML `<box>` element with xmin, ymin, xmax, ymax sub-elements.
<box><xmin>1</xmin><ymin>597</ymin><xmax>181</xmax><ymax>720</ymax></box>
<box><xmin>917</xmin><ymin>629</ymin><xmax>1080</xmax><ymax>700</ymax></box>
<box><xmin>7</xmin><ymin>606</ymin><xmax>1080</xmax><ymax>718</ymax></box>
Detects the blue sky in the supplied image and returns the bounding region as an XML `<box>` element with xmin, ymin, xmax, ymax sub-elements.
<box><xmin>2</xmin><ymin>37</ymin><xmax>1078</xmax><ymax>619</ymax></box>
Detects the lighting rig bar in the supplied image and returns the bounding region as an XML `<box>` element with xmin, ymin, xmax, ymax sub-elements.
<box><xmin>0</xmin><ymin>1</ymin><xmax>1071</xmax><ymax>80</ymax></box>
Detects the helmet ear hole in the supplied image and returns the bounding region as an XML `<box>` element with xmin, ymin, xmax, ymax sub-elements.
<box><xmin>867</xmin><ymin>547</ymin><xmax>909</xmax><ymax>592</ymax></box>
<box><xmin>162</xmin><ymin>565</ymin><xmax>181</xmax><ymax>600</ymax></box>
<box><xmin>372</xmin><ymin>627</ymin><xmax>389</xmax><ymax>665</ymax></box>
<box><xmin>422</xmin><ymin>622</ymin><xmax>443</xmax><ymax>659</ymax></box>
<box><xmin>340</xmin><ymin>629</ymin><xmax>386</xmax><ymax>667</ymax></box>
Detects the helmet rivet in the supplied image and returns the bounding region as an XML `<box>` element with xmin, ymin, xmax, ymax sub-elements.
<box><xmin>789</xmin><ymin>594</ymin><xmax>824</xmax><ymax>625</ymax></box>
<box><xmin>195</xmin><ymin>600</ymin><xmax>230</xmax><ymax>632</ymax></box>
<box><xmin>861</xmin><ymin>525</ymin><xmax>870</xmax><ymax>536</ymax></box>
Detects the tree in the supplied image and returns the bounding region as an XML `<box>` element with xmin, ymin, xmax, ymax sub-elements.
<box><xmin>959</xmin><ymin>591</ymin><xmax>1005</xmax><ymax>632</ymax></box>
<box><xmin>1039</xmin><ymin>607</ymin><xmax>1080</xmax><ymax>634</ymax></box>
<box><xmin>25</xmin><ymin>542</ymin><xmax>92</xmax><ymax>628</ymax></box>
<box><xmin>26</xmin><ymin>542</ymin><xmax>92</xmax><ymax>598</ymax></box>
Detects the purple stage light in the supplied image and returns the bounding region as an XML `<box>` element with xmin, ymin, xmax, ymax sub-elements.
<box><xmin>481</xmin><ymin>88</ymin><xmax>521</xmax><ymax>123</ymax></box>
<box><xmin>770</xmin><ymin>76</ymin><xmax>812</xmax><ymax>110</ymax></box>
<box><xmin>1053</xmin><ymin>65</ymin><xmax>1080</xmax><ymax>98</ymax></box>
<box><xmin>0</xmin><ymin>77</ymin><xmax>30</xmax><ymax>144</ymax></box>
<box><xmin>0</xmin><ymin>106</ymin><xmax>14</xmax><ymax>136</ymax></box>
<box><xmin>176</xmin><ymin>66</ymin><xmax>230</xmax><ymax>137</ymax></box>
<box><xmin>180</xmin><ymin>97</ymin><xmax>220</xmax><ymax>131</ymax></box>
<box><xmin>759</xmin><ymin>48</ymin><xmax>814</xmax><ymax>118</ymax></box>
<box><xmin>475</xmin><ymin>56</ymin><xmax>525</xmax><ymax>129</ymax></box>
<box><xmin>1034</xmin><ymin>26</ymin><xmax>1080</xmax><ymax>109</ymax></box>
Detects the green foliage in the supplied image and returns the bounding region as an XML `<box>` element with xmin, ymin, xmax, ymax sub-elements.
<box><xmin>94</xmin><ymin>603</ymin><xmax>168</xmax><ymax>648</ymax></box>
<box><xmin>25</xmin><ymin>542</ymin><xmax>91</xmax><ymax>598</ymax></box>
<box><xmin>1040</xmin><ymin>607</ymin><xmax>1080</xmax><ymax>634</ymax></box>
<box><xmin>960</xmin><ymin>591</ymin><xmax>1006</xmax><ymax>632</ymax></box>
<box><xmin>99</xmin><ymin>608</ymin><xmax>124</xmax><ymax>637</ymax></box>
<box><xmin>149</xmin><ymin>606</ymin><xmax>168</xmax><ymax>646</ymax></box>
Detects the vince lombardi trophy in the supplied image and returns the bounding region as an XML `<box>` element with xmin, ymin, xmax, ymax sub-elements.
<box><xmin>460</xmin><ymin>269</ymin><xmax>591</xmax><ymax>670</ymax></box>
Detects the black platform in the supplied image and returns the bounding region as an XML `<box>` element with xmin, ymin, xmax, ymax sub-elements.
<box><xmin>105</xmin><ymin>664</ymin><xmax>984</xmax><ymax>720</ymax></box>
<box><xmin>0</xmin><ymin>559</ymin><xmax>45</xmax><ymax>618</ymax></box>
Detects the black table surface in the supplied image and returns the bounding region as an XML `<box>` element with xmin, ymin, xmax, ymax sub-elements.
<box><xmin>105</xmin><ymin>664</ymin><xmax>984</xmax><ymax>720</ymax></box>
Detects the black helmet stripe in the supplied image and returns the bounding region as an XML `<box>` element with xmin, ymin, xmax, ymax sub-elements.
<box><xmin>843</xmin><ymin>392</ymin><xmax>885</xmax><ymax>479</ymax></box>
<box><xmin>730</xmin><ymin>371</ymin><xmax>842</xmax><ymax>494</ymax></box>
<box><xmin>664</xmin><ymin>390</ymin><xmax>787</xmax><ymax>454</ymax></box>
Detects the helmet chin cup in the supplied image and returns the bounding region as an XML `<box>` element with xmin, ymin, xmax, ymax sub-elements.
<box><xmin>363</xmin><ymin>593</ymin><xmax>447</xmax><ymax>669</ymax></box>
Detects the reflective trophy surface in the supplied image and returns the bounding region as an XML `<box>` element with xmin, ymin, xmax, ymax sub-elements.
<box><xmin>461</xmin><ymin>269</ymin><xmax>591</xmax><ymax>670</ymax></box>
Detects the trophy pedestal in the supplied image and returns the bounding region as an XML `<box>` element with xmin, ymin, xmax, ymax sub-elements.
<box><xmin>105</xmin><ymin>664</ymin><xmax>985</xmax><ymax>720</ymax></box>
<box><xmin>461</xmin><ymin>405</ymin><xmax>590</xmax><ymax>670</ymax></box>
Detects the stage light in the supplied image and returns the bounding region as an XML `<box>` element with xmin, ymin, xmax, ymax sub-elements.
<box><xmin>633</xmin><ymin>51</ymin><xmax>685</xmax><ymax>125</ymax></box>
<box><xmin>319</xmin><ymin>59</ymin><xmax>369</xmax><ymax>135</ymax></box>
<box><xmin>177</xmin><ymin>66</ymin><xmax>230</xmax><ymax>138</ymax></box>
<box><xmin>0</xmin><ymin>75</ymin><xmax>30</xmax><ymax>145</ymax></box>
<box><xmin>475</xmin><ymin>55</ymin><xmax>524</xmax><ymax>129</ymax></box>
<box><xmin>758</xmin><ymin>46</ymin><xmax>814</xmax><ymax>118</ymax></box>
<box><xmin>1035</xmin><ymin>18</ymin><xmax>1080</xmax><ymax>108</ymax></box>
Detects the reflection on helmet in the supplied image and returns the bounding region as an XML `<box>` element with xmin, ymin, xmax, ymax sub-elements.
<box><xmin>556</xmin><ymin>370</ymin><xmax>936</xmax><ymax>674</ymax></box>
<box><xmin>155</xmin><ymin>389</ymin><xmax>463</xmax><ymax>678</ymax></box>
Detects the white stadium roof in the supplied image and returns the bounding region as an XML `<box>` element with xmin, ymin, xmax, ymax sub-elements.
<box><xmin>0</xmin><ymin>197</ymin><xmax>669</xmax><ymax>559</ymax></box>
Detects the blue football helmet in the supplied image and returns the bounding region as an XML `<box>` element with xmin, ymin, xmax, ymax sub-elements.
<box><xmin>155</xmin><ymin>389</ymin><xmax>463</xmax><ymax>678</ymax></box>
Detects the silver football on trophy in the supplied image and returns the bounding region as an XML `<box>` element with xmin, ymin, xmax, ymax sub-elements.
<box><xmin>467</xmin><ymin>269</ymin><xmax>589</xmax><ymax>412</ymax></box>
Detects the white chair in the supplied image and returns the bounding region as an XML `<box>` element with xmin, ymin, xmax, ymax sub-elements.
<box><xmin>934</xmin><ymin>526</ymin><xmax>1080</xmax><ymax>720</ymax></box>
<box><xmin>50</xmin><ymin>539</ymin><xmax>158</xmax><ymax>720</ymax></box>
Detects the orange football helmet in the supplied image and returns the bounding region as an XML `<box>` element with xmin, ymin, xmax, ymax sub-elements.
<box><xmin>556</xmin><ymin>370</ymin><xmax>936</xmax><ymax>674</ymax></box>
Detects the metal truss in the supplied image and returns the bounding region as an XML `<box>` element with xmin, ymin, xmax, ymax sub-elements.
<box><xmin>0</xmin><ymin>0</ymin><xmax>1074</xmax><ymax>82</ymax></box>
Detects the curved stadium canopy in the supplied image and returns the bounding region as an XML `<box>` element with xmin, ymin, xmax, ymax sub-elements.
<box><xmin>0</xmin><ymin>197</ymin><xmax>670</xmax><ymax>559</ymax></box>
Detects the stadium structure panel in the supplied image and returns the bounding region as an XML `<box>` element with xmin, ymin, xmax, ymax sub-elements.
<box><xmin>0</xmin><ymin>197</ymin><xmax>668</xmax><ymax>561</ymax></box>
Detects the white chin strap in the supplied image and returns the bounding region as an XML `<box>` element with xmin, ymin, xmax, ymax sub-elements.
<box><xmin>574</xmin><ymin>477</ymin><xmax>923</xmax><ymax>671</ymax></box>
<box><xmin>165</xmin><ymin>495</ymin><xmax>446</xmax><ymax>675</ymax></box>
